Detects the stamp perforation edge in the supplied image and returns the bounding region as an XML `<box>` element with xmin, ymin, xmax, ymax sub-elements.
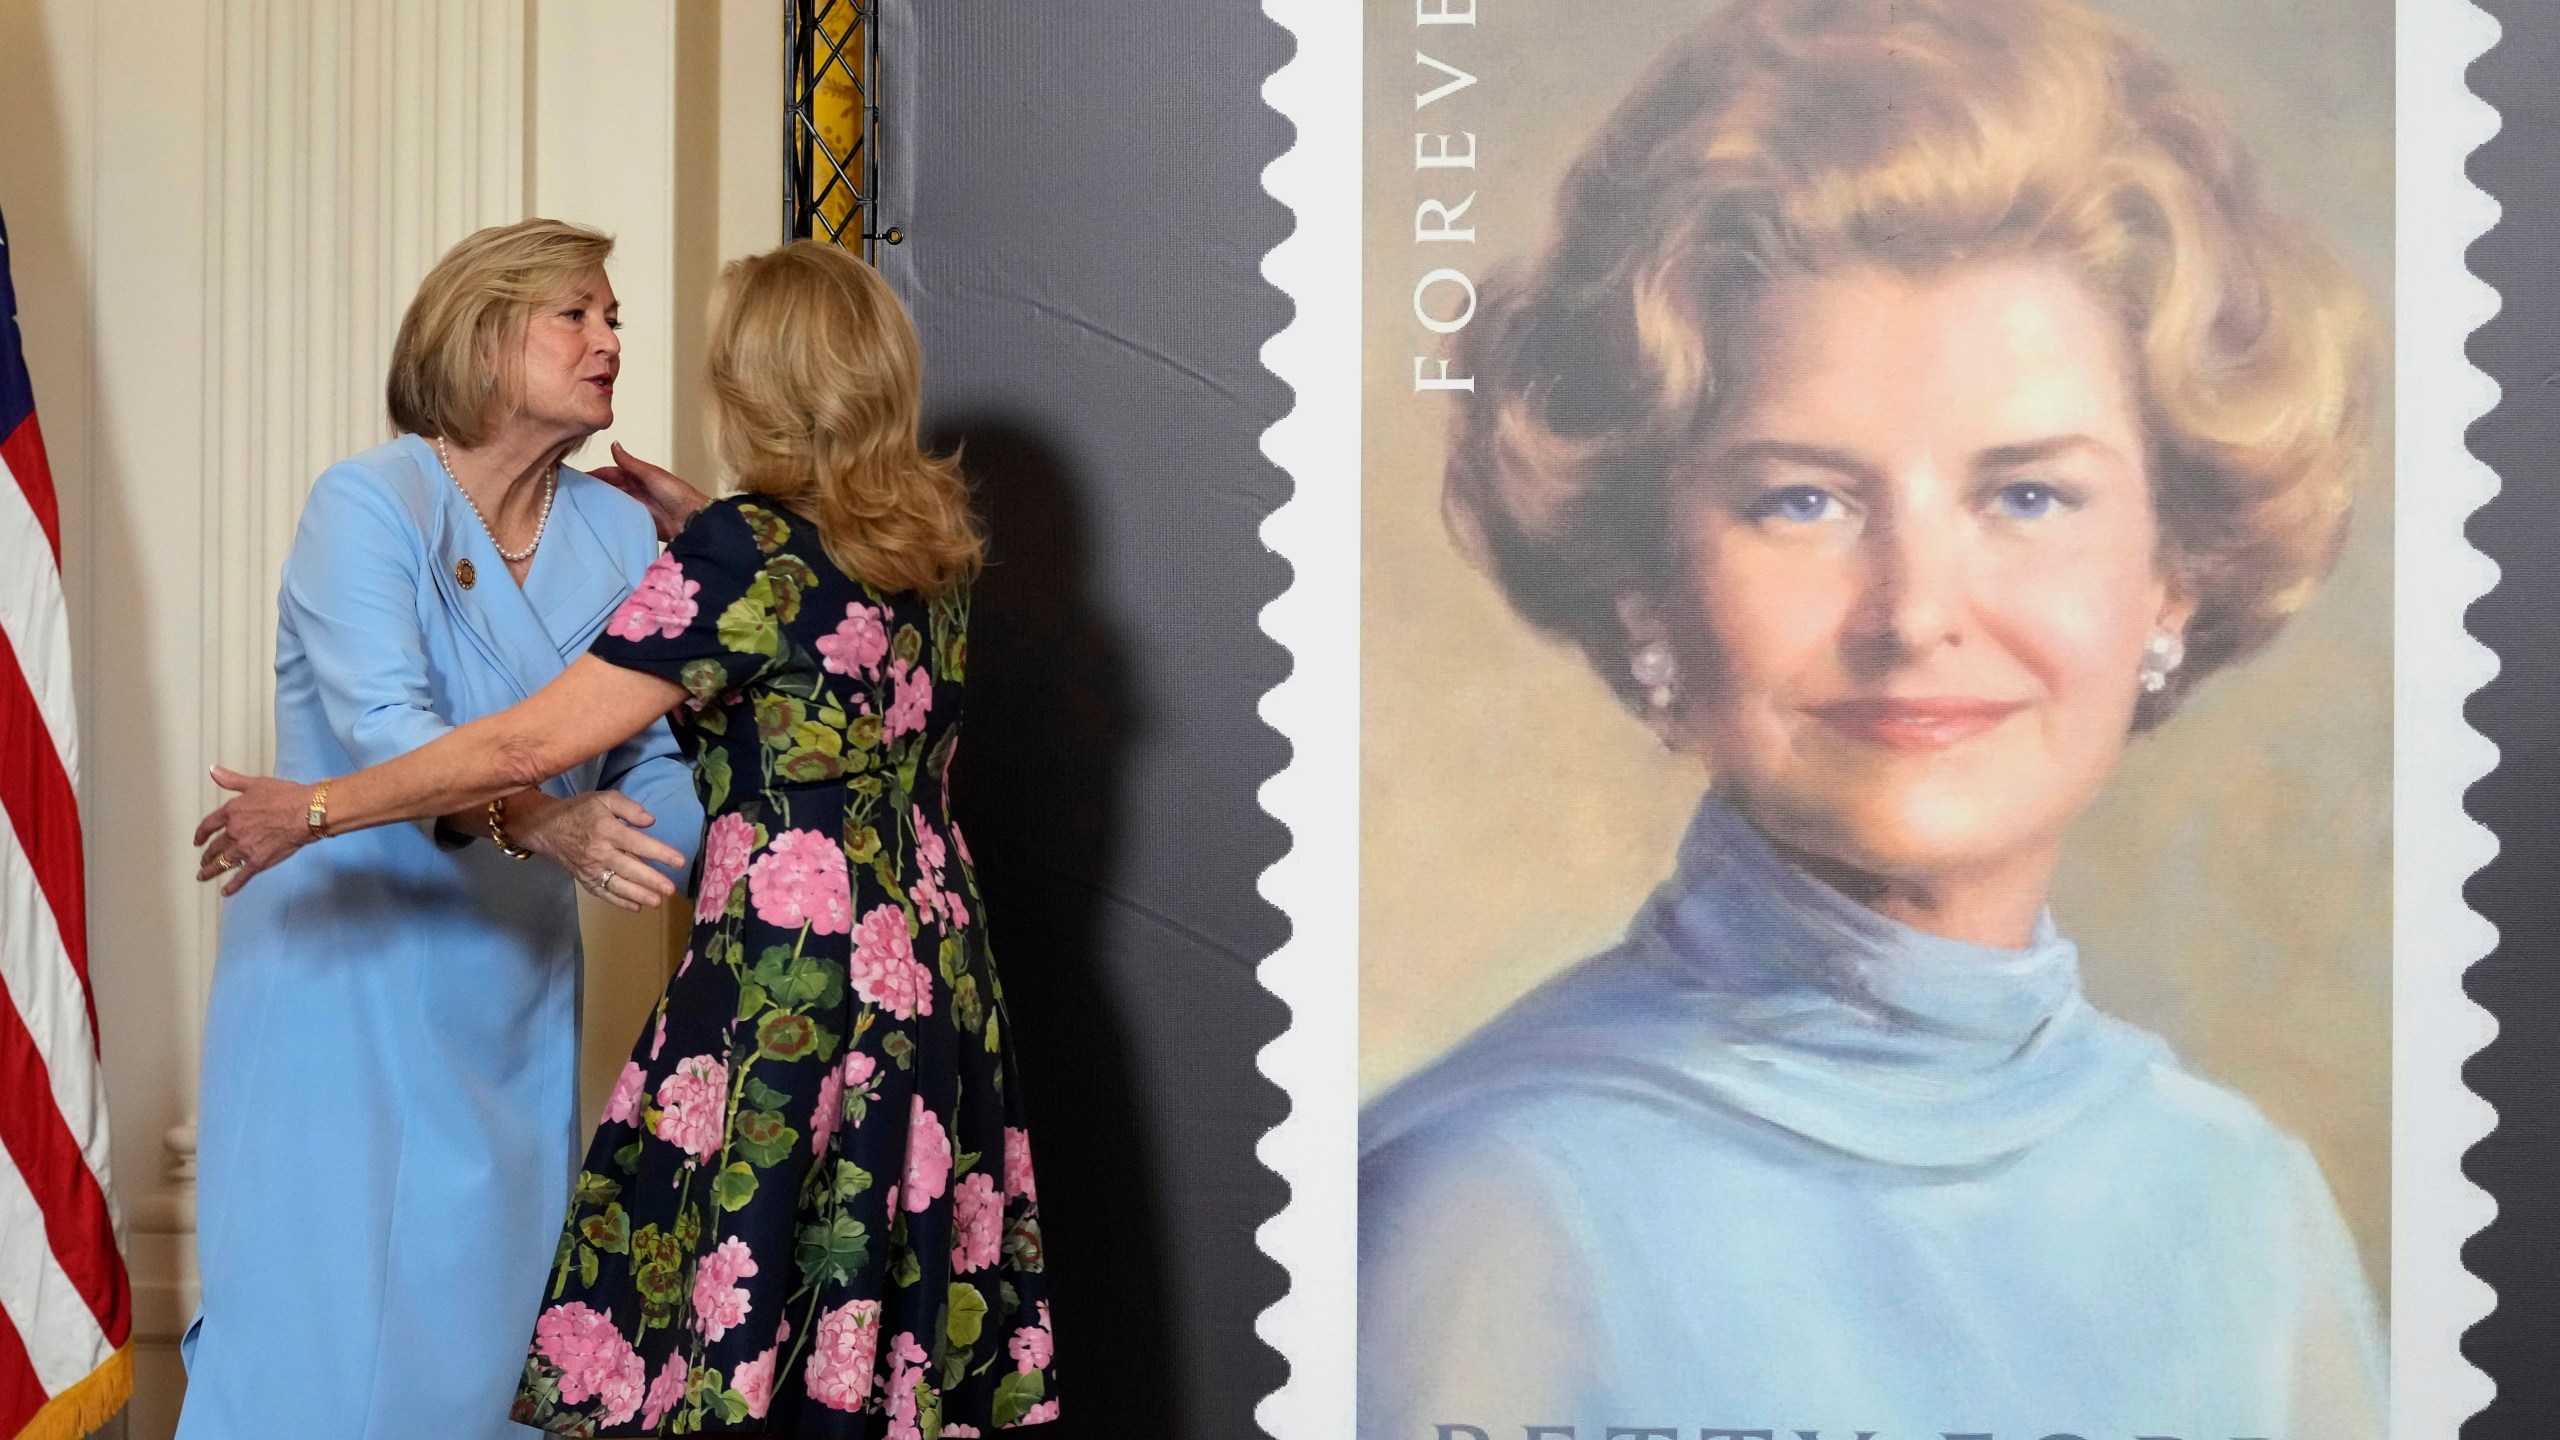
<box><xmin>2394</xmin><ymin>0</ymin><xmax>2504</xmax><ymax>1433</ymax></box>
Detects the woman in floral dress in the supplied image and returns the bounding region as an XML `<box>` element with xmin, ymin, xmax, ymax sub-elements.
<box><xmin>191</xmin><ymin>242</ymin><xmax>1061</xmax><ymax>1437</ymax></box>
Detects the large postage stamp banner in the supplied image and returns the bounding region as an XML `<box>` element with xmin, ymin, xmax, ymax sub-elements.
<box><xmin>1256</xmin><ymin>1</ymin><xmax>2498</xmax><ymax>1437</ymax></box>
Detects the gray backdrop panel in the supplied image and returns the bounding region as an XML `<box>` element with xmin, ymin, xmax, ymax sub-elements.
<box><xmin>883</xmin><ymin>2</ymin><xmax>1298</xmax><ymax>1435</ymax></box>
<box><xmin>2455</xmin><ymin>0</ymin><xmax>2560</xmax><ymax>1433</ymax></box>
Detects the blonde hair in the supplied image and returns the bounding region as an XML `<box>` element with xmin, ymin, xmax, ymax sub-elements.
<box><xmin>1443</xmin><ymin>0</ymin><xmax>2376</xmax><ymax>728</ymax></box>
<box><xmin>387</xmin><ymin>218</ymin><xmax>615</xmax><ymax>446</ymax></box>
<box><xmin>705</xmin><ymin>241</ymin><xmax>984</xmax><ymax>597</ymax></box>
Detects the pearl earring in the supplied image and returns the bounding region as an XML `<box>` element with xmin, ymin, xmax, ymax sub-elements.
<box><xmin>1631</xmin><ymin>640</ymin><xmax>1678</xmax><ymax>712</ymax></box>
<box><xmin>2138</xmin><ymin>629</ymin><xmax>2186</xmax><ymax>694</ymax></box>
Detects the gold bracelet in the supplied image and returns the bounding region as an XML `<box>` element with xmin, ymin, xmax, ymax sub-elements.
<box><xmin>486</xmin><ymin>796</ymin><xmax>533</xmax><ymax>859</ymax></box>
<box><xmin>304</xmin><ymin>779</ymin><xmax>333</xmax><ymax>839</ymax></box>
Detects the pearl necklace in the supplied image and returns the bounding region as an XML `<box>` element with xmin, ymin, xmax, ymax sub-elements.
<box><xmin>434</xmin><ymin>435</ymin><xmax>557</xmax><ymax>564</ymax></box>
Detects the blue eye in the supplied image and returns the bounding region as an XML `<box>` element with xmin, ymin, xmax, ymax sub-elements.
<box><xmin>1746</xmin><ymin>485</ymin><xmax>1837</xmax><ymax>524</ymax></box>
<box><xmin>1994</xmin><ymin>481</ymin><xmax>2064</xmax><ymax>520</ymax></box>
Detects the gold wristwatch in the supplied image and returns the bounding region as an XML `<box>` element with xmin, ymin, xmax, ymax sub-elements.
<box><xmin>304</xmin><ymin>779</ymin><xmax>333</xmax><ymax>839</ymax></box>
<box><xmin>486</xmin><ymin>796</ymin><xmax>533</xmax><ymax>859</ymax></box>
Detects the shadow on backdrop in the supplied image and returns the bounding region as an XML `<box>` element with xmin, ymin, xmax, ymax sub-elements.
<box><xmin>942</xmin><ymin>417</ymin><xmax>1176</xmax><ymax>1435</ymax></box>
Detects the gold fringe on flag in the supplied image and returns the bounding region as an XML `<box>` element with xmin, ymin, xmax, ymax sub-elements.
<box><xmin>13</xmin><ymin>1345</ymin><xmax>131</xmax><ymax>1440</ymax></box>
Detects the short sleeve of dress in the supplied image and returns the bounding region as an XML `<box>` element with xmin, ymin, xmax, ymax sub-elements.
<box><xmin>589</xmin><ymin>499</ymin><xmax>783</xmax><ymax>704</ymax></box>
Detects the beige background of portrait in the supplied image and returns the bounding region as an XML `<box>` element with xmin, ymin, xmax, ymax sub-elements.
<box><xmin>1361</xmin><ymin>0</ymin><xmax>2395</xmax><ymax>1290</ymax></box>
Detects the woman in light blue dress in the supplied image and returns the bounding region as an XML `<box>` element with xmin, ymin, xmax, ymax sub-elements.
<box><xmin>176</xmin><ymin>219</ymin><xmax>705</xmax><ymax>1440</ymax></box>
<box><xmin>1362</xmin><ymin>1</ymin><xmax>2387</xmax><ymax>1437</ymax></box>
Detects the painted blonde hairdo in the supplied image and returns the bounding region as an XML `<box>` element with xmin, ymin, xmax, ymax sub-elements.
<box><xmin>706</xmin><ymin>242</ymin><xmax>984</xmax><ymax>598</ymax></box>
<box><xmin>1443</xmin><ymin>0</ymin><xmax>2376</xmax><ymax>728</ymax></box>
<box><xmin>387</xmin><ymin>217</ymin><xmax>615</xmax><ymax>447</ymax></box>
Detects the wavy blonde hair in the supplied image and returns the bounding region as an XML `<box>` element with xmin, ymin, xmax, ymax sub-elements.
<box><xmin>1443</xmin><ymin>0</ymin><xmax>2376</xmax><ymax>728</ymax></box>
<box><xmin>706</xmin><ymin>242</ymin><xmax>983</xmax><ymax>597</ymax></box>
<box><xmin>387</xmin><ymin>218</ymin><xmax>614</xmax><ymax>446</ymax></box>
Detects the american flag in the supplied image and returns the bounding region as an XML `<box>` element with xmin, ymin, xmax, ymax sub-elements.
<box><xmin>0</xmin><ymin>207</ymin><xmax>132</xmax><ymax>1436</ymax></box>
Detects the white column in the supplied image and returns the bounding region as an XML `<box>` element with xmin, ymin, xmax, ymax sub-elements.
<box><xmin>201</xmin><ymin>0</ymin><xmax>528</xmax><ymax>945</ymax></box>
<box><xmin>532</xmin><ymin>0</ymin><xmax>677</xmax><ymax>465</ymax></box>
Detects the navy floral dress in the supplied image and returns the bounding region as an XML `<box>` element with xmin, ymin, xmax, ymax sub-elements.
<box><xmin>512</xmin><ymin>496</ymin><xmax>1060</xmax><ymax>1436</ymax></box>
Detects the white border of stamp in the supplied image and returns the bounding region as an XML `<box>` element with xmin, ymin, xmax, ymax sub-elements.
<box><xmin>1248</xmin><ymin>0</ymin><xmax>2502</xmax><ymax>1433</ymax></box>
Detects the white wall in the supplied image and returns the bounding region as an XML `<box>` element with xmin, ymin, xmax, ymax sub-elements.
<box><xmin>0</xmin><ymin>2</ymin><xmax>783</xmax><ymax>1433</ymax></box>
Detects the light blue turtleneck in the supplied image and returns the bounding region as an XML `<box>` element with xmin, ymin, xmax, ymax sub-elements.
<box><xmin>1359</xmin><ymin>793</ymin><xmax>2384</xmax><ymax>1440</ymax></box>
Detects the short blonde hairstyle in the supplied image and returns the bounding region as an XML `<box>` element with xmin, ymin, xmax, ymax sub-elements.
<box><xmin>1443</xmin><ymin>0</ymin><xmax>2376</xmax><ymax>728</ymax></box>
<box><xmin>706</xmin><ymin>241</ymin><xmax>984</xmax><ymax>597</ymax></box>
<box><xmin>387</xmin><ymin>218</ymin><xmax>615</xmax><ymax>446</ymax></box>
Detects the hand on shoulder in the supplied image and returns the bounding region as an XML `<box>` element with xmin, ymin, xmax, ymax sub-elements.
<box><xmin>588</xmin><ymin>442</ymin><xmax>712</xmax><ymax>544</ymax></box>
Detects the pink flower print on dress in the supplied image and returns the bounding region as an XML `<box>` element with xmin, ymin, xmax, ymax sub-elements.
<box><xmin>533</xmin><ymin>1302</ymin><xmax>647</xmax><ymax>1425</ymax></box>
<box><xmin>843</xmin><ymin>1049</ymin><xmax>879</xmax><ymax>1090</ymax></box>
<box><xmin>910</xmin><ymin>867</ymin><xmax>950</xmax><ymax>931</ymax></box>
<box><xmin>812</xmin><ymin>1049</ymin><xmax>881</xmax><ymax>1157</ymax></box>
<box><xmin>913</xmin><ymin>809</ymin><xmax>948</xmax><ymax>874</ymax></box>
<box><xmin>883</xmin><ymin>1331</ymin><xmax>932</xmax><ymax>1439</ymax></box>
<box><xmin>803</xmin><ymin>1297</ymin><xmax>884</xmax><ymax>1412</ymax></box>
<box><xmin>652</xmin><ymin>1055</ymin><xmax>730</xmax><ymax>1163</ymax></box>
<box><xmin>596</xmin><ymin>1361</ymin><xmax>647</xmax><ymax>1426</ymax></box>
<box><xmin>952</xmin><ymin>819</ymin><xmax>973</xmax><ymax>869</ymax></box>
<box><xmin>640</xmin><ymin>1350</ymin><xmax>688</xmax><ymax>1430</ymax></box>
<box><xmin>950</xmin><ymin>1171</ymin><xmax>1003</xmax><ymax>1272</ymax></box>
<box><xmin>650</xmin><ymin>1007</ymin><xmax>668</xmax><ymax>1061</ymax></box>
<box><xmin>696</xmin><ymin>813</ymin><xmax>756</xmax><ymax>924</ymax></box>
<box><xmin>606</xmin><ymin>553</ymin><xmax>700</xmax><ymax>642</ymax></box>
<box><xmin>884</xmin><ymin>661</ymin><xmax>934</xmax><ymax>740</ymax></box>
<box><xmin>690</xmin><ymin>1235</ymin><xmax>758</xmax><ymax>1342</ymax></box>
<box><xmin>812</xmin><ymin>1065</ymin><xmax>846</xmax><ymax>1158</ymax></box>
<box><xmin>943</xmin><ymin>1428</ymin><xmax>983</xmax><ymax>1438</ymax></box>
<box><xmin>732</xmin><ymin>1342</ymin><xmax>779</xmax><ymax>1420</ymax></box>
<box><xmin>749</xmin><ymin>829</ymin><xmax>854</xmax><ymax>935</ymax></box>
<box><xmin>603</xmin><ymin>1061</ymin><xmax>647</xmax><ymax>1127</ymax></box>
<box><xmin>910</xmin><ymin>808</ymin><xmax>965</xmax><ymax>929</ymax></box>
<box><xmin>1003</xmin><ymin>1126</ymin><xmax>1038</xmax><ymax>1202</ymax></box>
<box><xmin>816</xmin><ymin>601</ymin><xmax>891</xmax><ymax>679</ymax></box>
<box><xmin>1013</xmin><ymin>1399</ymin><xmax>1062</xmax><ymax>1426</ymax></box>
<box><xmin>850</xmin><ymin>904</ymin><xmax>934</xmax><ymax>1019</ymax></box>
<box><xmin>1008</xmin><ymin>1300</ymin><xmax>1054</xmax><ymax>1373</ymax></box>
<box><xmin>903</xmin><ymin>1094</ymin><xmax>951</xmax><ymax>1212</ymax></box>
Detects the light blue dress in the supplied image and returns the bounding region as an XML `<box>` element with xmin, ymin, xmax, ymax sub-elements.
<box><xmin>1360</xmin><ymin>793</ymin><xmax>2386</xmax><ymax>1440</ymax></box>
<box><xmin>176</xmin><ymin>434</ymin><xmax>705</xmax><ymax>1440</ymax></box>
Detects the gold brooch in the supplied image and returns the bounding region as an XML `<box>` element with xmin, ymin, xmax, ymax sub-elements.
<box><xmin>455</xmin><ymin>558</ymin><xmax>477</xmax><ymax>589</ymax></box>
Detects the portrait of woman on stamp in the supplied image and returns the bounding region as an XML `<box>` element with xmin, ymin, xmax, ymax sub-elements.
<box><xmin>1357</xmin><ymin>0</ymin><xmax>2388</xmax><ymax>1435</ymax></box>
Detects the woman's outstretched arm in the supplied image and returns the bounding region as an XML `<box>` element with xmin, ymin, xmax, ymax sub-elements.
<box><xmin>195</xmin><ymin>654</ymin><xmax>687</xmax><ymax>897</ymax></box>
